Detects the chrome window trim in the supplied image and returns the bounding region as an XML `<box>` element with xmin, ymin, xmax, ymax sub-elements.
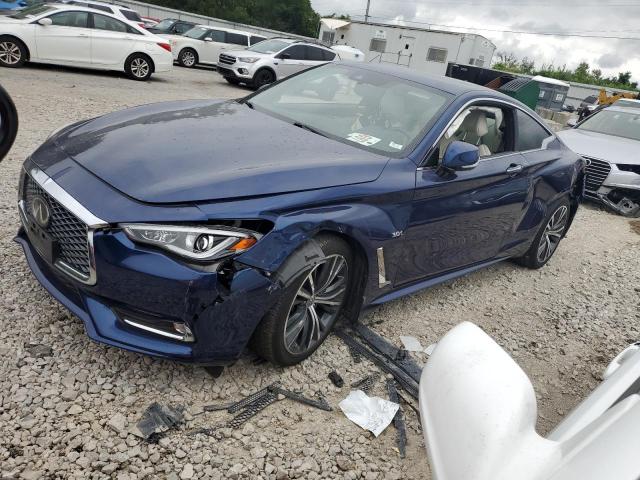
<box><xmin>420</xmin><ymin>96</ymin><xmax>555</xmax><ymax>169</ymax></box>
<box><xmin>22</xmin><ymin>166</ymin><xmax>107</xmax><ymax>286</ymax></box>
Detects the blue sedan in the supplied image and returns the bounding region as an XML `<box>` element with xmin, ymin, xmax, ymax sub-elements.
<box><xmin>16</xmin><ymin>63</ymin><xmax>585</xmax><ymax>367</ymax></box>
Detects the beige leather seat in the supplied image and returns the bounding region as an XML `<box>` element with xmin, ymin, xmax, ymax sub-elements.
<box><xmin>440</xmin><ymin>109</ymin><xmax>492</xmax><ymax>158</ymax></box>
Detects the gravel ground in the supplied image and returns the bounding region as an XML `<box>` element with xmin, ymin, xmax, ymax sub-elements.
<box><xmin>1</xmin><ymin>64</ymin><xmax>639</xmax><ymax>480</ymax></box>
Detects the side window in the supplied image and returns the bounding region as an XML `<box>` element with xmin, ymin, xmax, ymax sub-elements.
<box><xmin>92</xmin><ymin>14</ymin><xmax>128</xmax><ymax>32</ymax></box>
<box><xmin>370</xmin><ymin>38</ymin><xmax>386</xmax><ymax>52</ymax></box>
<box><xmin>281</xmin><ymin>45</ymin><xmax>305</xmax><ymax>60</ymax></box>
<box><xmin>48</xmin><ymin>11</ymin><xmax>89</xmax><ymax>27</ymax></box>
<box><xmin>174</xmin><ymin>22</ymin><xmax>193</xmax><ymax>34</ymax></box>
<box><xmin>435</xmin><ymin>105</ymin><xmax>512</xmax><ymax>162</ymax></box>
<box><xmin>208</xmin><ymin>29</ymin><xmax>226</xmax><ymax>42</ymax></box>
<box><xmin>305</xmin><ymin>46</ymin><xmax>325</xmax><ymax>61</ymax></box>
<box><xmin>226</xmin><ymin>32</ymin><xmax>248</xmax><ymax>46</ymax></box>
<box><xmin>250</xmin><ymin>36</ymin><xmax>265</xmax><ymax>45</ymax></box>
<box><xmin>515</xmin><ymin>110</ymin><xmax>551</xmax><ymax>151</ymax></box>
<box><xmin>427</xmin><ymin>47</ymin><xmax>447</xmax><ymax>63</ymax></box>
<box><xmin>323</xmin><ymin>49</ymin><xmax>336</xmax><ymax>61</ymax></box>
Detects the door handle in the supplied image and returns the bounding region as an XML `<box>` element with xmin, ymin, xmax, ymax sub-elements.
<box><xmin>78</xmin><ymin>33</ymin><xmax>89</xmax><ymax>37</ymax></box>
<box><xmin>506</xmin><ymin>164</ymin><xmax>523</xmax><ymax>174</ymax></box>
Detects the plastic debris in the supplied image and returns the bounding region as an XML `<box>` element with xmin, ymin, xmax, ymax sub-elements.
<box><xmin>339</xmin><ymin>390</ymin><xmax>399</xmax><ymax>437</ymax></box>
<box><xmin>387</xmin><ymin>380</ymin><xmax>407</xmax><ymax>458</ymax></box>
<box><xmin>268</xmin><ymin>385</ymin><xmax>332</xmax><ymax>411</ymax></box>
<box><xmin>425</xmin><ymin>343</ymin><xmax>437</xmax><ymax>356</ymax></box>
<box><xmin>351</xmin><ymin>373</ymin><xmax>380</xmax><ymax>394</ymax></box>
<box><xmin>399</xmin><ymin>335</ymin><xmax>423</xmax><ymax>352</ymax></box>
<box><xmin>136</xmin><ymin>402</ymin><xmax>184</xmax><ymax>440</ymax></box>
<box><xmin>329</xmin><ymin>371</ymin><xmax>344</xmax><ymax>388</ymax></box>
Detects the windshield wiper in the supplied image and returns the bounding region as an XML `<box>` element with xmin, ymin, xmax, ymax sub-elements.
<box><xmin>293</xmin><ymin>122</ymin><xmax>327</xmax><ymax>138</ymax></box>
<box><xmin>243</xmin><ymin>100</ymin><xmax>254</xmax><ymax>109</ymax></box>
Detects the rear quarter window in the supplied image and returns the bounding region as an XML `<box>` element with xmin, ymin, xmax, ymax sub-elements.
<box><xmin>121</xmin><ymin>9</ymin><xmax>142</xmax><ymax>22</ymax></box>
<box><xmin>226</xmin><ymin>32</ymin><xmax>249</xmax><ymax>46</ymax></box>
<box><xmin>515</xmin><ymin>110</ymin><xmax>551</xmax><ymax>151</ymax></box>
<box><xmin>250</xmin><ymin>35</ymin><xmax>266</xmax><ymax>45</ymax></box>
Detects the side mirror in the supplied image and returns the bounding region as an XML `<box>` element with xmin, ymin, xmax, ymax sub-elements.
<box><xmin>442</xmin><ymin>141</ymin><xmax>479</xmax><ymax>171</ymax></box>
<box><xmin>204</xmin><ymin>37</ymin><xmax>212</xmax><ymax>42</ymax></box>
<box><xmin>38</xmin><ymin>17</ymin><xmax>53</xmax><ymax>26</ymax></box>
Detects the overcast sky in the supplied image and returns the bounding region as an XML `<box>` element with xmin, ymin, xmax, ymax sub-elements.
<box><xmin>310</xmin><ymin>0</ymin><xmax>640</xmax><ymax>81</ymax></box>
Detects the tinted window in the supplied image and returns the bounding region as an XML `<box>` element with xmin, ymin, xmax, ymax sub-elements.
<box><xmin>305</xmin><ymin>46</ymin><xmax>325</xmax><ymax>61</ymax></box>
<box><xmin>323</xmin><ymin>50</ymin><xmax>336</xmax><ymax>61</ymax></box>
<box><xmin>209</xmin><ymin>29</ymin><xmax>226</xmax><ymax>42</ymax></box>
<box><xmin>226</xmin><ymin>32</ymin><xmax>248</xmax><ymax>46</ymax></box>
<box><xmin>48</xmin><ymin>11</ymin><xmax>89</xmax><ymax>27</ymax></box>
<box><xmin>281</xmin><ymin>45</ymin><xmax>305</xmax><ymax>60</ymax></box>
<box><xmin>121</xmin><ymin>9</ymin><xmax>142</xmax><ymax>22</ymax></box>
<box><xmin>248</xmin><ymin>38</ymin><xmax>290</xmax><ymax>53</ymax></box>
<box><xmin>92</xmin><ymin>14</ymin><xmax>128</xmax><ymax>32</ymax></box>
<box><xmin>515</xmin><ymin>110</ymin><xmax>550</xmax><ymax>151</ymax></box>
<box><xmin>174</xmin><ymin>22</ymin><xmax>194</xmax><ymax>34</ymax></box>
<box><xmin>250</xmin><ymin>35</ymin><xmax>266</xmax><ymax>45</ymax></box>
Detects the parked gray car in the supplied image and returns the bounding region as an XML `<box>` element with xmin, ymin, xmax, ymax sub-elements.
<box><xmin>558</xmin><ymin>105</ymin><xmax>640</xmax><ymax>217</ymax></box>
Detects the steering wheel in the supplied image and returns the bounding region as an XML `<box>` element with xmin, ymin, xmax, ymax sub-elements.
<box><xmin>0</xmin><ymin>84</ymin><xmax>18</xmax><ymax>163</ymax></box>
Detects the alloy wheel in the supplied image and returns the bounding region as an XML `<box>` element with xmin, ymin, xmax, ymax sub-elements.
<box><xmin>283</xmin><ymin>255</ymin><xmax>348</xmax><ymax>355</ymax></box>
<box><xmin>131</xmin><ymin>58</ymin><xmax>150</xmax><ymax>78</ymax></box>
<box><xmin>181</xmin><ymin>51</ymin><xmax>195</xmax><ymax>67</ymax></box>
<box><xmin>0</xmin><ymin>42</ymin><xmax>21</xmax><ymax>65</ymax></box>
<box><xmin>537</xmin><ymin>205</ymin><xmax>568</xmax><ymax>263</ymax></box>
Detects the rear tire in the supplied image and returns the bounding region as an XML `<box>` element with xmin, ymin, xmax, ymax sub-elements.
<box><xmin>252</xmin><ymin>68</ymin><xmax>275</xmax><ymax>89</ymax></box>
<box><xmin>178</xmin><ymin>48</ymin><xmax>197</xmax><ymax>68</ymax></box>
<box><xmin>251</xmin><ymin>235</ymin><xmax>353</xmax><ymax>366</ymax></box>
<box><xmin>125</xmin><ymin>53</ymin><xmax>153</xmax><ymax>81</ymax></box>
<box><xmin>515</xmin><ymin>197</ymin><xmax>571</xmax><ymax>269</ymax></box>
<box><xmin>0</xmin><ymin>36</ymin><xmax>27</xmax><ymax>68</ymax></box>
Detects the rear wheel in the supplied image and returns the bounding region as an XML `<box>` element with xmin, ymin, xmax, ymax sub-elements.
<box><xmin>252</xmin><ymin>68</ymin><xmax>275</xmax><ymax>89</ymax></box>
<box><xmin>251</xmin><ymin>235</ymin><xmax>352</xmax><ymax>366</ymax></box>
<box><xmin>0</xmin><ymin>37</ymin><xmax>26</xmax><ymax>68</ymax></box>
<box><xmin>178</xmin><ymin>48</ymin><xmax>197</xmax><ymax>68</ymax></box>
<box><xmin>125</xmin><ymin>53</ymin><xmax>153</xmax><ymax>81</ymax></box>
<box><xmin>515</xmin><ymin>198</ymin><xmax>571</xmax><ymax>269</ymax></box>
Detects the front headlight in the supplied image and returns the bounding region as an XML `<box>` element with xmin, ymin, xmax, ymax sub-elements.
<box><xmin>237</xmin><ymin>57</ymin><xmax>260</xmax><ymax>63</ymax></box>
<box><xmin>121</xmin><ymin>224</ymin><xmax>260</xmax><ymax>261</ymax></box>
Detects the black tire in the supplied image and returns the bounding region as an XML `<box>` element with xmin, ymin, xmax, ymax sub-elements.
<box><xmin>178</xmin><ymin>48</ymin><xmax>197</xmax><ymax>68</ymax></box>
<box><xmin>515</xmin><ymin>197</ymin><xmax>571</xmax><ymax>269</ymax></box>
<box><xmin>125</xmin><ymin>53</ymin><xmax>153</xmax><ymax>81</ymax></box>
<box><xmin>251</xmin><ymin>235</ymin><xmax>353</xmax><ymax>366</ymax></box>
<box><xmin>0</xmin><ymin>36</ymin><xmax>27</xmax><ymax>68</ymax></box>
<box><xmin>0</xmin><ymin>84</ymin><xmax>18</xmax><ymax>162</ymax></box>
<box><xmin>252</xmin><ymin>68</ymin><xmax>275</xmax><ymax>89</ymax></box>
<box><xmin>225</xmin><ymin>77</ymin><xmax>240</xmax><ymax>85</ymax></box>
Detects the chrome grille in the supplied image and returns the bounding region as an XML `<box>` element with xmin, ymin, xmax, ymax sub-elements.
<box><xmin>23</xmin><ymin>173</ymin><xmax>91</xmax><ymax>279</ymax></box>
<box><xmin>584</xmin><ymin>157</ymin><xmax>611</xmax><ymax>194</ymax></box>
<box><xmin>218</xmin><ymin>53</ymin><xmax>236</xmax><ymax>65</ymax></box>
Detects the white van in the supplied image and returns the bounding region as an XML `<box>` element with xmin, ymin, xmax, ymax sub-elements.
<box><xmin>162</xmin><ymin>24</ymin><xmax>266</xmax><ymax>68</ymax></box>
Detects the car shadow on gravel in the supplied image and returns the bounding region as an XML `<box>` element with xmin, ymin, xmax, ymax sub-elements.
<box><xmin>18</xmin><ymin>63</ymin><xmax>172</xmax><ymax>83</ymax></box>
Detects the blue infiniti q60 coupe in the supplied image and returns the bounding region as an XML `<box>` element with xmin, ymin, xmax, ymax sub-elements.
<box><xmin>16</xmin><ymin>63</ymin><xmax>585</xmax><ymax>367</ymax></box>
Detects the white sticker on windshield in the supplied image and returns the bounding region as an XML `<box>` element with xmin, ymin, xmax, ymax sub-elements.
<box><xmin>347</xmin><ymin>133</ymin><xmax>381</xmax><ymax>147</ymax></box>
<box><xmin>389</xmin><ymin>142</ymin><xmax>403</xmax><ymax>150</ymax></box>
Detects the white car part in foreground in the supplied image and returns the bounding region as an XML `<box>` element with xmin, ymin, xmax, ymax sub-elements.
<box><xmin>420</xmin><ymin>322</ymin><xmax>640</xmax><ymax>480</ymax></box>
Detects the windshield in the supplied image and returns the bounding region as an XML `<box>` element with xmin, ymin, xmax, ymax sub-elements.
<box><xmin>10</xmin><ymin>4</ymin><xmax>55</xmax><ymax>18</ymax></box>
<box><xmin>183</xmin><ymin>26</ymin><xmax>208</xmax><ymax>39</ymax></box>
<box><xmin>578</xmin><ymin>109</ymin><xmax>640</xmax><ymax>142</ymax></box>
<box><xmin>248</xmin><ymin>64</ymin><xmax>451</xmax><ymax>156</ymax></box>
<box><xmin>153</xmin><ymin>19</ymin><xmax>175</xmax><ymax>30</ymax></box>
<box><xmin>248</xmin><ymin>39</ymin><xmax>290</xmax><ymax>54</ymax></box>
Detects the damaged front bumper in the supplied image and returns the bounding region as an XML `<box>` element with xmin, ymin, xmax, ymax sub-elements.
<box><xmin>15</xmin><ymin>227</ymin><xmax>279</xmax><ymax>365</ymax></box>
<box><xmin>585</xmin><ymin>159</ymin><xmax>640</xmax><ymax>216</ymax></box>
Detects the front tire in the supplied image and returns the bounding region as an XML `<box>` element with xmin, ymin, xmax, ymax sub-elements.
<box><xmin>178</xmin><ymin>48</ymin><xmax>197</xmax><ymax>68</ymax></box>
<box><xmin>0</xmin><ymin>36</ymin><xmax>27</xmax><ymax>68</ymax></box>
<box><xmin>252</xmin><ymin>68</ymin><xmax>275</xmax><ymax>89</ymax></box>
<box><xmin>125</xmin><ymin>53</ymin><xmax>153</xmax><ymax>81</ymax></box>
<box><xmin>251</xmin><ymin>235</ymin><xmax>352</xmax><ymax>366</ymax></box>
<box><xmin>515</xmin><ymin>198</ymin><xmax>571</xmax><ymax>269</ymax></box>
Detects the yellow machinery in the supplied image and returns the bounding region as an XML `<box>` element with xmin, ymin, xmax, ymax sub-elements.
<box><xmin>597</xmin><ymin>89</ymin><xmax>639</xmax><ymax>106</ymax></box>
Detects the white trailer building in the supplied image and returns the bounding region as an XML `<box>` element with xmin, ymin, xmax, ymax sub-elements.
<box><xmin>319</xmin><ymin>18</ymin><xmax>496</xmax><ymax>75</ymax></box>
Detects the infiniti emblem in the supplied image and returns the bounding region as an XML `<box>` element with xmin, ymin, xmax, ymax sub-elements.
<box><xmin>584</xmin><ymin>158</ymin><xmax>592</xmax><ymax>167</ymax></box>
<box><xmin>31</xmin><ymin>196</ymin><xmax>51</xmax><ymax>228</ymax></box>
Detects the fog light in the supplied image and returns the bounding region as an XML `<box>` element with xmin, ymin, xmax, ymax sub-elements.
<box><xmin>173</xmin><ymin>322</ymin><xmax>195</xmax><ymax>342</ymax></box>
<box><xmin>122</xmin><ymin>316</ymin><xmax>195</xmax><ymax>343</ymax></box>
<box><xmin>238</xmin><ymin>68</ymin><xmax>248</xmax><ymax>75</ymax></box>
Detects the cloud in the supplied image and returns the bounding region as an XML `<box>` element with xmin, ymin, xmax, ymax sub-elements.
<box><xmin>598</xmin><ymin>52</ymin><xmax>625</xmax><ymax>69</ymax></box>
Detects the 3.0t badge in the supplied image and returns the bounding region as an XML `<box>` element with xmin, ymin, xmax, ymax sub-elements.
<box><xmin>31</xmin><ymin>196</ymin><xmax>51</xmax><ymax>228</ymax></box>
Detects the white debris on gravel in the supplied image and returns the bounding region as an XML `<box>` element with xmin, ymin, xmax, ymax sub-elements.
<box><xmin>339</xmin><ymin>390</ymin><xmax>399</xmax><ymax>437</ymax></box>
<box><xmin>1</xmin><ymin>65</ymin><xmax>639</xmax><ymax>480</ymax></box>
<box><xmin>399</xmin><ymin>336</ymin><xmax>424</xmax><ymax>352</ymax></box>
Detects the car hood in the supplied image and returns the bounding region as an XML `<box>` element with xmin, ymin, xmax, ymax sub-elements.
<box><xmin>223</xmin><ymin>50</ymin><xmax>268</xmax><ymax>58</ymax></box>
<box><xmin>557</xmin><ymin>128</ymin><xmax>640</xmax><ymax>165</ymax></box>
<box><xmin>43</xmin><ymin>99</ymin><xmax>390</xmax><ymax>204</ymax></box>
<box><xmin>0</xmin><ymin>15</ymin><xmax>24</xmax><ymax>23</ymax></box>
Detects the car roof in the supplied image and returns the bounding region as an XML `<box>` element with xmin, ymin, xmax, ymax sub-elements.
<box><xmin>189</xmin><ymin>23</ymin><xmax>255</xmax><ymax>36</ymax></box>
<box><xmin>606</xmin><ymin>105</ymin><xmax>640</xmax><ymax>114</ymax></box>
<box><xmin>340</xmin><ymin>61</ymin><xmax>515</xmax><ymax>97</ymax></box>
<box><xmin>64</xmin><ymin>0</ymin><xmax>136</xmax><ymax>11</ymax></box>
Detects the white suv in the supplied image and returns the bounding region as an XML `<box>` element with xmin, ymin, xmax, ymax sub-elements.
<box><xmin>161</xmin><ymin>24</ymin><xmax>265</xmax><ymax>68</ymax></box>
<box><xmin>217</xmin><ymin>38</ymin><xmax>338</xmax><ymax>88</ymax></box>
